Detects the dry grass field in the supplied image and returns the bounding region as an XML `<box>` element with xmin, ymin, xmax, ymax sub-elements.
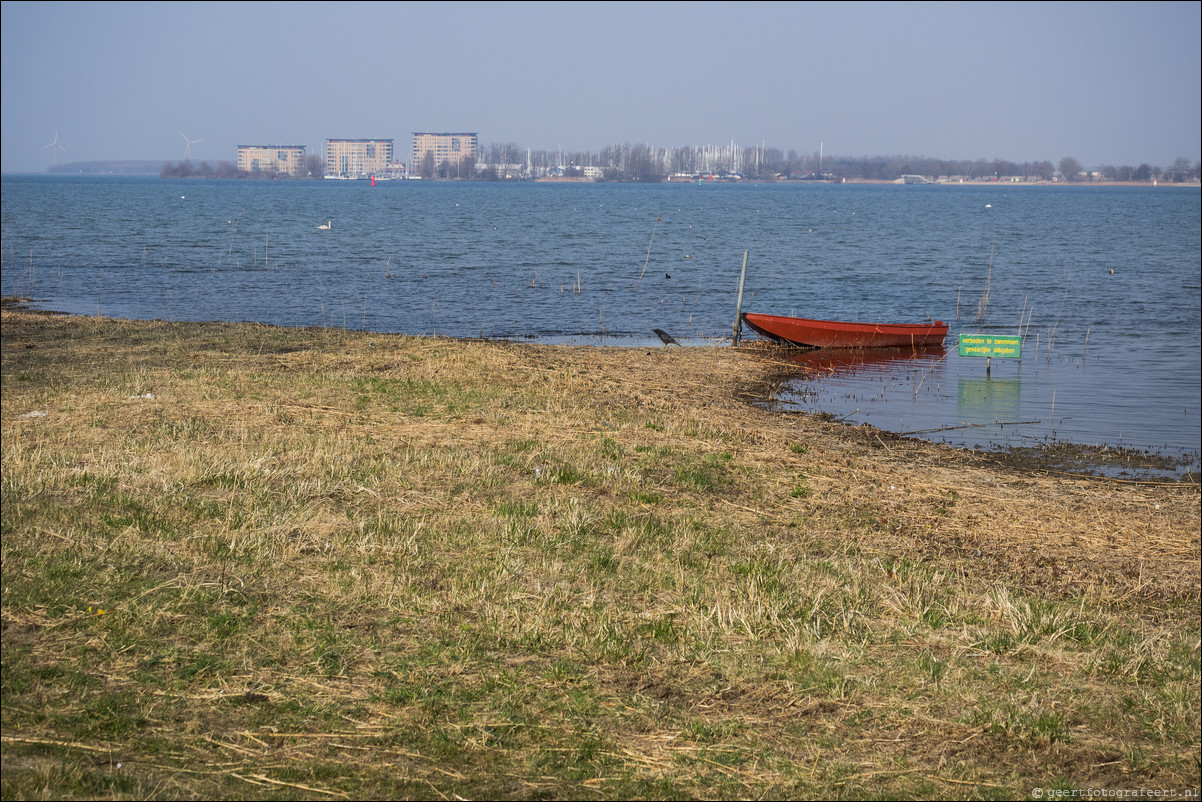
<box><xmin>2</xmin><ymin>304</ymin><xmax>1198</xmax><ymax>799</ymax></box>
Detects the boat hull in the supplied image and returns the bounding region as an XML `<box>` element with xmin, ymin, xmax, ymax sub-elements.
<box><xmin>741</xmin><ymin>313</ymin><xmax>947</xmax><ymax>349</ymax></box>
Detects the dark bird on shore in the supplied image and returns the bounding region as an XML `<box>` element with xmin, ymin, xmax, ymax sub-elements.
<box><xmin>653</xmin><ymin>328</ymin><xmax>681</xmax><ymax>346</ymax></box>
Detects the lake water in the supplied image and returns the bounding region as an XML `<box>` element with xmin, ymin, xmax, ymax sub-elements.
<box><xmin>2</xmin><ymin>175</ymin><xmax>1199</xmax><ymax>477</ymax></box>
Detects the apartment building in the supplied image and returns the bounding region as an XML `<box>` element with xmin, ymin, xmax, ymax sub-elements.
<box><xmin>410</xmin><ymin>132</ymin><xmax>478</xmax><ymax>173</ymax></box>
<box><xmin>236</xmin><ymin>145</ymin><xmax>307</xmax><ymax>176</ymax></box>
<box><xmin>325</xmin><ymin>139</ymin><xmax>394</xmax><ymax>178</ymax></box>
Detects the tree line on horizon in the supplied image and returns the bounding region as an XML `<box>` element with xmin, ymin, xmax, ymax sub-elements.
<box><xmin>159</xmin><ymin>143</ymin><xmax>1200</xmax><ymax>183</ymax></box>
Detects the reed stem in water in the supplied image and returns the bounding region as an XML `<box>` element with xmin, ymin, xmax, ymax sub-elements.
<box><xmin>975</xmin><ymin>229</ymin><xmax>996</xmax><ymax>323</ymax></box>
<box><xmin>636</xmin><ymin>214</ymin><xmax>662</xmax><ymax>289</ymax></box>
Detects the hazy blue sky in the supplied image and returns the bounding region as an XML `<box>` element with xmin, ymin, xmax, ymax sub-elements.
<box><xmin>2</xmin><ymin>1</ymin><xmax>1198</xmax><ymax>173</ymax></box>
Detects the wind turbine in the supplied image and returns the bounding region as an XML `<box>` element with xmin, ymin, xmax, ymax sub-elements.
<box><xmin>44</xmin><ymin>130</ymin><xmax>67</xmax><ymax>168</ymax></box>
<box><xmin>180</xmin><ymin>131</ymin><xmax>203</xmax><ymax>162</ymax></box>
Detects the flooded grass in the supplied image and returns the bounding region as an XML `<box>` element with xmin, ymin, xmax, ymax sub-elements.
<box><xmin>762</xmin><ymin>343</ymin><xmax>1200</xmax><ymax>482</ymax></box>
<box><xmin>2</xmin><ymin>305</ymin><xmax>1199</xmax><ymax>799</ymax></box>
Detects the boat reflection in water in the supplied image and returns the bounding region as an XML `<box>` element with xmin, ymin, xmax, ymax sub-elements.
<box><xmin>770</xmin><ymin>345</ymin><xmax>952</xmax><ymax>427</ymax></box>
<box><xmin>778</xmin><ymin>345</ymin><xmax>947</xmax><ymax>374</ymax></box>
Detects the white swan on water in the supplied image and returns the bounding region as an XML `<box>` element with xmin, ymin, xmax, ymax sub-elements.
<box><xmin>317</xmin><ymin>220</ymin><xmax>331</xmax><ymax>230</ymax></box>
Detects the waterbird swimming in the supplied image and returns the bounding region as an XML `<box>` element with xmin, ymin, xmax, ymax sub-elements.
<box><xmin>653</xmin><ymin>328</ymin><xmax>681</xmax><ymax>346</ymax></box>
<box><xmin>318</xmin><ymin>221</ymin><xmax>331</xmax><ymax>230</ymax></box>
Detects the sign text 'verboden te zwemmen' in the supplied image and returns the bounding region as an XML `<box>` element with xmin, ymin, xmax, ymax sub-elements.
<box><xmin>958</xmin><ymin>334</ymin><xmax>1022</xmax><ymax>359</ymax></box>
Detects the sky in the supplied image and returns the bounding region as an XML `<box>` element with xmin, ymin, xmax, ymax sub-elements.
<box><xmin>2</xmin><ymin>1</ymin><xmax>1199</xmax><ymax>173</ymax></box>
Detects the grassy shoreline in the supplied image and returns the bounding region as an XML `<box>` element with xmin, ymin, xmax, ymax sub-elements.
<box><xmin>2</xmin><ymin>307</ymin><xmax>1198</xmax><ymax>799</ymax></box>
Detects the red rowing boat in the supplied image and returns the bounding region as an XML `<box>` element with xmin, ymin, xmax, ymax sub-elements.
<box><xmin>741</xmin><ymin>312</ymin><xmax>947</xmax><ymax>349</ymax></box>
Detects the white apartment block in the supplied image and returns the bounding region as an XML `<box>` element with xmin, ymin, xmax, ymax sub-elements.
<box><xmin>325</xmin><ymin>139</ymin><xmax>394</xmax><ymax>178</ymax></box>
<box><xmin>236</xmin><ymin>145</ymin><xmax>307</xmax><ymax>176</ymax></box>
<box><xmin>411</xmin><ymin>132</ymin><xmax>478</xmax><ymax>171</ymax></box>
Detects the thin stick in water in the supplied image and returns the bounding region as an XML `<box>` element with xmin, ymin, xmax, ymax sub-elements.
<box><xmin>635</xmin><ymin>214</ymin><xmax>662</xmax><ymax>288</ymax></box>
<box><xmin>226</xmin><ymin>215</ymin><xmax>240</xmax><ymax>266</ymax></box>
<box><xmin>1049</xmin><ymin>272</ymin><xmax>1072</xmax><ymax>351</ymax></box>
<box><xmin>974</xmin><ymin>228</ymin><xmax>996</xmax><ymax>323</ymax></box>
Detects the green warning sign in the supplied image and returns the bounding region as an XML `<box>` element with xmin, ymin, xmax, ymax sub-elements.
<box><xmin>958</xmin><ymin>333</ymin><xmax>1022</xmax><ymax>359</ymax></box>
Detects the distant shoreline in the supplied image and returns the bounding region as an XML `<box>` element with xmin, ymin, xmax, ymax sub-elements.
<box><xmin>544</xmin><ymin>176</ymin><xmax>1201</xmax><ymax>188</ymax></box>
<box><xmin>837</xmin><ymin>177</ymin><xmax>1201</xmax><ymax>188</ymax></box>
<box><xmin>6</xmin><ymin>171</ymin><xmax>1198</xmax><ymax>188</ymax></box>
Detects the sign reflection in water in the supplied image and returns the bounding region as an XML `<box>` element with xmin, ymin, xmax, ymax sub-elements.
<box><xmin>956</xmin><ymin>377</ymin><xmax>1025</xmax><ymax>436</ymax></box>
